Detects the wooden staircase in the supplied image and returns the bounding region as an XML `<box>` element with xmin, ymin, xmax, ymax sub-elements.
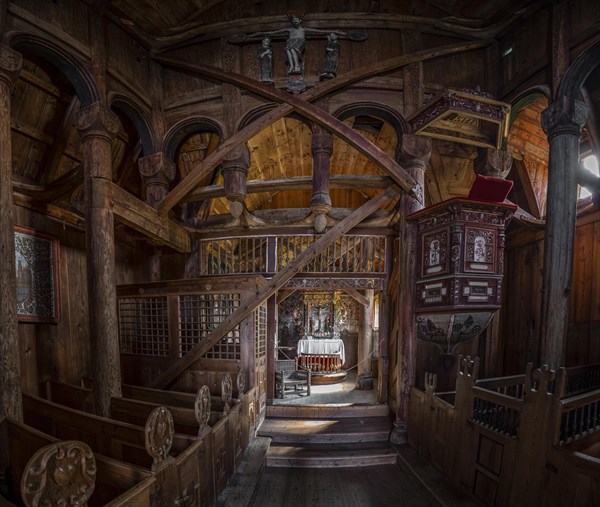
<box><xmin>258</xmin><ymin>404</ymin><xmax>397</xmax><ymax>468</ymax></box>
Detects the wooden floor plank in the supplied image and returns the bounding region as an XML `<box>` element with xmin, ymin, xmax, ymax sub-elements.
<box><xmin>250</xmin><ymin>465</ymin><xmax>440</xmax><ymax>507</ymax></box>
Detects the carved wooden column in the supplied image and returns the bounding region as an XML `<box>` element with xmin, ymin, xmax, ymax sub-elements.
<box><xmin>539</xmin><ymin>97</ymin><xmax>588</xmax><ymax>368</ymax></box>
<box><xmin>139</xmin><ymin>152</ymin><xmax>175</xmax><ymax>281</ymax></box>
<box><xmin>357</xmin><ymin>289</ymin><xmax>375</xmax><ymax>389</ymax></box>
<box><xmin>75</xmin><ymin>102</ymin><xmax>122</xmax><ymax>417</ymax></box>
<box><xmin>310</xmin><ymin>125</ymin><xmax>334</xmax><ymax>233</ymax></box>
<box><xmin>0</xmin><ymin>45</ymin><xmax>23</xmax><ymax>422</ymax></box>
<box><xmin>222</xmin><ymin>145</ymin><xmax>250</xmax><ymax>218</ymax></box>
<box><xmin>390</xmin><ymin>134</ymin><xmax>431</xmax><ymax>444</ymax></box>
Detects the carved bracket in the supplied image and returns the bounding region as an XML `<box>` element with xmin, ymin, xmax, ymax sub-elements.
<box><xmin>541</xmin><ymin>96</ymin><xmax>589</xmax><ymax>140</ymax></box>
<box><xmin>75</xmin><ymin>102</ymin><xmax>119</xmax><ymax>142</ymax></box>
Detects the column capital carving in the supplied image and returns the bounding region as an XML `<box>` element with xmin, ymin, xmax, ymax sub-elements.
<box><xmin>0</xmin><ymin>45</ymin><xmax>23</xmax><ymax>87</ymax></box>
<box><xmin>138</xmin><ymin>152</ymin><xmax>175</xmax><ymax>208</ymax></box>
<box><xmin>396</xmin><ymin>134</ymin><xmax>432</xmax><ymax>167</ymax></box>
<box><xmin>138</xmin><ymin>152</ymin><xmax>175</xmax><ymax>182</ymax></box>
<box><xmin>541</xmin><ymin>96</ymin><xmax>589</xmax><ymax>140</ymax></box>
<box><xmin>475</xmin><ymin>147</ymin><xmax>513</xmax><ymax>179</ymax></box>
<box><xmin>311</xmin><ymin>125</ymin><xmax>334</xmax><ymax>156</ymax></box>
<box><xmin>222</xmin><ymin>144</ymin><xmax>250</xmax><ymax>210</ymax></box>
<box><xmin>75</xmin><ymin>102</ymin><xmax>119</xmax><ymax>142</ymax></box>
<box><xmin>222</xmin><ymin>143</ymin><xmax>250</xmax><ymax>167</ymax></box>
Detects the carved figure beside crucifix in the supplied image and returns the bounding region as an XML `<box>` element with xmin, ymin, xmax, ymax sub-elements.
<box><xmin>231</xmin><ymin>14</ymin><xmax>366</xmax><ymax>92</ymax></box>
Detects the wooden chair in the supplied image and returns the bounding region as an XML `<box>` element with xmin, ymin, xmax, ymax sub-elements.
<box><xmin>275</xmin><ymin>359</ymin><xmax>311</xmax><ymax>398</ymax></box>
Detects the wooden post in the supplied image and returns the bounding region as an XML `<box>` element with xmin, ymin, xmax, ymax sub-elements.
<box><xmin>0</xmin><ymin>45</ymin><xmax>23</xmax><ymax>422</ymax></box>
<box><xmin>356</xmin><ymin>289</ymin><xmax>375</xmax><ymax>389</ymax></box>
<box><xmin>222</xmin><ymin>145</ymin><xmax>250</xmax><ymax>218</ymax></box>
<box><xmin>310</xmin><ymin>124</ymin><xmax>334</xmax><ymax>232</ymax></box>
<box><xmin>139</xmin><ymin>152</ymin><xmax>175</xmax><ymax>281</ymax></box>
<box><xmin>266</xmin><ymin>295</ymin><xmax>277</xmax><ymax>401</ymax></box>
<box><xmin>75</xmin><ymin>102</ymin><xmax>122</xmax><ymax>417</ymax></box>
<box><xmin>539</xmin><ymin>97</ymin><xmax>588</xmax><ymax>368</ymax></box>
<box><xmin>390</xmin><ymin>134</ymin><xmax>431</xmax><ymax>444</ymax></box>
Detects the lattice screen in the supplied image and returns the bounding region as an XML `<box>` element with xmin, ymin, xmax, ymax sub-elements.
<box><xmin>118</xmin><ymin>297</ymin><xmax>169</xmax><ymax>356</ymax></box>
<box><xmin>179</xmin><ymin>293</ymin><xmax>241</xmax><ymax>359</ymax></box>
<box><xmin>255</xmin><ymin>302</ymin><xmax>267</xmax><ymax>359</ymax></box>
<box><xmin>278</xmin><ymin>235</ymin><xmax>386</xmax><ymax>273</ymax></box>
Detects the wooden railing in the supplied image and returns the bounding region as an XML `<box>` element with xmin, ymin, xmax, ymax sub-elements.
<box><xmin>408</xmin><ymin>358</ymin><xmax>600</xmax><ymax>507</ymax></box>
<box><xmin>558</xmin><ymin>387</ymin><xmax>600</xmax><ymax>445</ymax></box>
<box><xmin>471</xmin><ymin>386</ymin><xmax>522</xmax><ymax>437</ymax></box>
<box><xmin>194</xmin><ymin>233</ymin><xmax>388</xmax><ymax>277</ymax></box>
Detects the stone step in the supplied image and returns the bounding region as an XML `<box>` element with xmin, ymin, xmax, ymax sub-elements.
<box><xmin>266</xmin><ymin>442</ymin><xmax>398</xmax><ymax>468</ymax></box>
<box><xmin>258</xmin><ymin>416</ymin><xmax>392</xmax><ymax>444</ymax></box>
<box><xmin>267</xmin><ymin>403</ymin><xmax>390</xmax><ymax>419</ymax></box>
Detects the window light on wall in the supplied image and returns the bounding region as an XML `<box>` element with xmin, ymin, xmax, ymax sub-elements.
<box><xmin>579</xmin><ymin>154</ymin><xmax>599</xmax><ymax>200</ymax></box>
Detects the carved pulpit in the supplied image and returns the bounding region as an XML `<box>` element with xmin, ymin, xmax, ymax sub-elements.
<box><xmin>408</xmin><ymin>179</ymin><xmax>515</xmax><ymax>352</ymax></box>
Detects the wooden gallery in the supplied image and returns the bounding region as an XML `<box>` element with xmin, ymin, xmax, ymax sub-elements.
<box><xmin>0</xmin><ymin>1</ymin><xmax>599</xmax><ymax>506</ymax></box>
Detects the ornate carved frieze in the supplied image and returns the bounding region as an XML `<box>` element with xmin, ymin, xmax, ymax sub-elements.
<box><xmin>541</xmin><ymin>96</ymin><xmax>589</xmax><ymax>140</ymax></box>
<box><xmin>145</xmin><ymin>406</ymin><xmax>175</xmax><ymax>472</ymax></box>
<box><xmin>285</xmin><ymin>277</ymin><xmax>383</xmax><ymax>289</ymax></box>
<box><xmin>21</xmin><ymin>440</ymin><xmax>96</xmax><ymax>507</ymax></box>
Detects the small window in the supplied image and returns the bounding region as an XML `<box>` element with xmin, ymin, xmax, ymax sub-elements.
<box><xmin>579</xmin><ymin>154</ymin><xmax>599</xmax><ymax>200</ymax></box>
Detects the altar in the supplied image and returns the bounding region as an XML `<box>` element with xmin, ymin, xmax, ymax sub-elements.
<box><xmin>296</xmin><ymin>338</ymin><xmax>345</xmax><ymax>377</ymax></box>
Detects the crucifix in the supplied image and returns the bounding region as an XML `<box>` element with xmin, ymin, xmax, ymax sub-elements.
<box><xmin>229</xmin><ymin>14</ymin><xmax>366</xmax><ymax>92</ymax></box>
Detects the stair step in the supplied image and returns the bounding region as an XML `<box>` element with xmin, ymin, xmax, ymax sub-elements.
<box><xmin>258</xmin><ymin>416</ymin><xmax>392</xmax><ymax>444</ymax></box>
<box><xmin>267</xmin><ymin>403</ymin><xmax>390</xmax><ymax>419</ymax></box>
<box><xmin>267</xmin><ymin>442</ymin><xmax>398</xmax><ymax>468</ymax></box>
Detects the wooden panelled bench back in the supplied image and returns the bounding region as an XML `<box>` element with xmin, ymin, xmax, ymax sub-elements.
<box><xmin>0</xmin><ymin>418</ymin><xmax>155</xmax><ymax>506</ymax></box>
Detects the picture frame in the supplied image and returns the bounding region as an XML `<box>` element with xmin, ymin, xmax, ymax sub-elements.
<box><xmin>14</xmin><ymin>226</ymin><xmax>60</xmax><ymax>323</ymax></box>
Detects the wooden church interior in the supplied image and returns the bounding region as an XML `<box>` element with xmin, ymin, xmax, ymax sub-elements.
<box><xmin>0</xmin><ymin>0</ymin><xmax>599</xmax><ymax>506</ymax></box>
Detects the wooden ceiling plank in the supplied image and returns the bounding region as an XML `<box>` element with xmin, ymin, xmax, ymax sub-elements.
<box><xmin>45</xmin><ymin>95</ymin><xmax>80</xmax><ymax>184</ymax></box>
<box><xmin>151</xmin><ymin>184</ymin><xmax>399</xmax><ymax>388</ymax></box>
<box><xmin>11</xmin><ymin>119</ymin><xmax>54</xmax><ymax>145</ymax></box>
<box><xmin>154</xmin><ymin>40</ymin><xmax>490</xmax><ymax>215</ymax></box>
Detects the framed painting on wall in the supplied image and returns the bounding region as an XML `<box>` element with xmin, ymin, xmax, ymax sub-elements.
<box><xmin>14</xmin><ymin>226</ymin><xmax>60</xmax><ymax>323</ymax></box>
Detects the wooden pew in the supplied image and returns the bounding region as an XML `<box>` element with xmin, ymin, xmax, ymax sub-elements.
<box><xmin>22</xmin><ymin>394</ymin><xmax>202</xmax><ymax>506</ymax></box>
<box><xmin>0</xmin><ymin>418</ymin><xmax>155</xmax><ymax>506</ymax></box>
<box><xmin>40</xmin><ymin>379</ymin><xmax>253</xmax><ymax>507</ymax></box>
<box><xmin>122</xmin><ymin>382</ymin><xmax>233</xmax><ymax>415</ymax></box>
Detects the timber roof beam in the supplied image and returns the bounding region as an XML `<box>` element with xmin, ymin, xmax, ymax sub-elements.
<box><xmin>154</xmin><ymin>39</ymin><xmax>491</xmax><ymax>215</ymax></box>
